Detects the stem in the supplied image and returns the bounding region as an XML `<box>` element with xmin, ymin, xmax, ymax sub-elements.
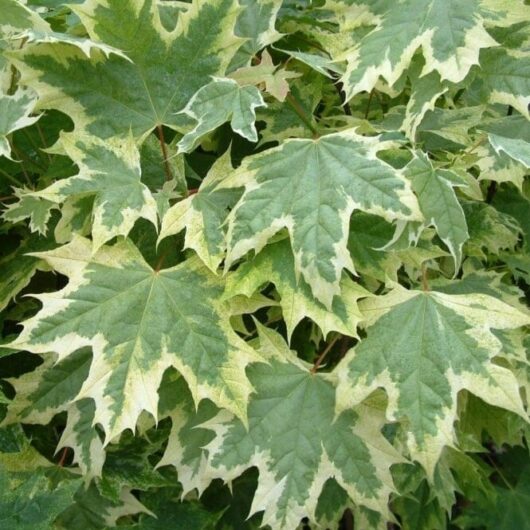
<box><xmin>421</xmin><ymin>263</ymin><xmax>429</xmax><ymax>292</ymax></box>
<box><xmin>466</xmin><ymin>135</ymin><xmax>486</xmax><ymax>155</ymax></box>
<box><xmin>57</xmin><ymin>447</ymin><xmax>69</xmax><ymax>467</ymax></box>
<box><xmin>36</xmin><ymin>123</ymin><xmax>52</xmax><ymax>163</ymax></box>
<box><xmin>156</xmin><ymin>125</ymin><xmax>173</xmax><ymax>182</ymax></box>
<box><xmin>311</xmin><ymin>335</ymin><xmax>340</xmax><ymax>374</ymax></box>
<box><xmin>285</xmin><ymin>93</ymin><xmax>319</xmax><ymax>138</ymax></box>
<box><xmin>486</xmin><ymin>455</ymin><xmax>513</xmax><ymax>491</ymax></box>
<box><xmin>486</xmin><ymin>181</ymin><xmax>497</xmax><ymax>204</ymax></box>
<box><xmin>0</xmin><ymin>167</ymin><xmax>24</xmax><ymax>187</ymax></box>
<box><xmin>364</xmin><ymin>89</ymin><xmax>375</xmax><ymax>120</ymax></box>
<box><xmin>9</xmin><ymin>142</ymin><xmax>32</xmax><ymax>185</ymax></box>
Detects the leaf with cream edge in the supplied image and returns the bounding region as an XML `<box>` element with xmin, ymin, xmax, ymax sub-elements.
<box><xmin>224</xmin><ymin>129</ymin><xmax>421</xmax><ymax>307</ymax></box>
<box><xmin>29</xmin><ymin>133</ymin><xmax>158</xmax><ymax>250</ymax></box>
<box><xmin>340</xmin><ymin>0</ymin><xmax>498</xmax><ymax>102</ymax></box>
<box><xmin>2</xmin><ymin>187</ymin><xmax>56</xmax><ymax>235</ymax></box>
<box><xmin>198</xmin><ymin>325</ymin><xmax>401</xmax><ymax>530</ymax></box>
<box><xmin>9</xmin><ymin>237</ymin><xmax>260</xmax><ymax>442</ymax></box>
<box><xmin>3</xmin><ymin>348</ymin><xmax>105</xmax><ymax>480</ymax></box>
<box><xmin>159</xmin><ymin>149</ymin><xmax>241</xmax><ymax>272</ymax></box>
<box><xmin>10</xmin><ymin>0</ymin><xmax>243</xmax><ymax>140</ymax></box>
<box><xmin>488</xmin><ymin>134</ymin><xmax>530</xmax><ymax>168</ymax></box>
<box><xmin>403</xmin><ymin>152</ymin><xmax>469</xmax><ymax>270</ymax></box>
<box><xmin>224</xmin><ymin>238</ymin><xmax>370</xmax><ymax>340</ymax></box>
<box><xmin>336</xmin><ymin>286</ymin><xmax>530</xmax><ymax>477</ymax></box>
<box><xmin>177</xmin><ymin>78</ymin><xmax>265</xmax><ymax>153</ymax></box>
<box><xmin>0</xmin><ymin>88</ymin><xmax>41</xmax><ymax>159</ymax></box>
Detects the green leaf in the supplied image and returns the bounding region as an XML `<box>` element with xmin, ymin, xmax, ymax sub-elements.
<box><xmin>337</xmin><ymin>286</ymin><xmax>529</xmax><ymax>476</ymax></box>
<box><xmin>177</xmin><ymin>78</ymin><xmax>265</xmax><ymax>153</ymax></box>
<box><xmin>159</xmin><ymin>149</ymin><xmax>241</xmax><ymax>272</ymax></box>
<box><xmin>11</xmin><ymin>0</ymin><xmax>243</xmax><ymax>139</ymax></box>
<box><xmin>31</xmin><ymin>134</ymin><xmax>158</xmax><ymax>250</ymax></box>
<box><xmin>2</xmin><ymin>187</ymin><xmax>56</xmax><ymax>235</ymax></box>
<box><xmin>341</xmin><ymin>0</ymin><xmax>497</xmax><ymax>100</ymax></box>
<box><xmin>224</xmin><ymin>238</ymin><xmax>369</xmax><ymax>340</ymax></box>
<box><xmin>200</xmin><ymin>325</ymin><xmax>401</xmax><ymax>530</ymax></box>
<box><xmin>489</xmin><ymin>134</ymin><xmax>530</xmax><ymax>168</ymax></box>
<box><xmin>403</xmin><ymin>152</ymin><xmax>469</xmax><ymax>269</ymax></box>
<box><xmin>10</xmin><ymin>237</ymin><xmax>259</xmax><ymax>440</ymax></box>
<box><xmin>224</xmin><ymin>129</ymin><xmax>421</xmax><ymax>307</ymax></box>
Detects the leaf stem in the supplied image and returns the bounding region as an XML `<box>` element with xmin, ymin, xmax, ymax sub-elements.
<box><xmin>311</xmin><ymin>334</ymin><xmax>340</xmax><ymax>374</ymax></box>
<box><xmin>285</xmin><ymin>93</ymin><xmax>319</xmax><ymax>138</ymax></box>
<box><xmin>364</xmin><ymin>89</ymin><xmax>375</xmax><ymax>119</ymax></box>
<box><xmin>156</xmin><ymin>125</ymin><xmax>173</xmax><ymax>182</ymax></box>
<box><xmin>0</xmin><ymin>167</ymin><xmax>24</xmax><ymax>187</ymax></box>
<box><xmin>421</xmin><ymin>263</ymin><xmax>429</xmax><ymax>292</ymax></box>
<box><xmin>57</xmin><ymin>447</ymin><xmax>69</xmax><ymax>467</ymax></box>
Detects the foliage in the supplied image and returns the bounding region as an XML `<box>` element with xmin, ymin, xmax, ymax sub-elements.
<box><xmin>1</xmin><ymin>0</ymin><xmax>529</xmax><ymax>528</ymax></box>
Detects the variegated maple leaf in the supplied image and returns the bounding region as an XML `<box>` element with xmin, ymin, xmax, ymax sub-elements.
<box><xmin>224</xmin><ymin>238</ymin><xmax>370</xmax><ymax>340</ymax></box>
<box><xmin>162</xmin><ymin>325</ymin><xmax>401</xmax><ymax>530</ymax></box>
<box><xmin>177</xmin><ymin>78</ymin><xmax>265</xmax><ymax>153</ymax></box>
<box><xmin>340</xmin><ymin>0</ymin><xmax>498</xmax><ymax>101</ymax></box>
<box><xmin>0</xmin><ymin>88</ymin><xmax>41</xmax><ymax>159</ymax></box>
<box><xmin>337</xmin><ymin>286</ymin><xmax>529</xmax><ymax>476</ymax></box>
<box><xmin>223</xmin><ymin>129</ymin><xmax>421</xmax><ymax>307</ymax></box>
<box><xmin>29</xmin><ymin>134</ymin><xmax>158</xmax><ymax>250</ymax></box>
<box><xmin>10</xmin><ymin>0</ymin><xmax>243</xmax><ymax>140</ymax></box>
<box><xmin>9</xmin><ymin>237</ymin><xmax>259</xmax><ymax>442</ymax></box>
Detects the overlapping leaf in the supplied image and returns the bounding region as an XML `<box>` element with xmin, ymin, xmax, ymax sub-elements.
<box><xmin>9</xmin><ymin>237</ymin><xmax>259</xmax><ymax>441</ymax></box>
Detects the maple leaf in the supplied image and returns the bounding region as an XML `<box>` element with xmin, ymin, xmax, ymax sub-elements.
<box><xmin>224</xmin><ymin>238</ymin><xmax>369</xmax><ymax>340</ymax></box>
<box><xmin>9</xmin><ymin>237</ymin><xmax>259</xmax><ymax>441</ymax></box>
<box><xmin>2</xmin><ymin>187</ymin><xmax>56</xmax><ymax>235</ymax></box>
<box><xmin>0</xmin><ymin>88</ymin><xmax>41</xmax><ymax>159</ymax></box>
<box><xmin>403</xmin><ymin>152</ymin><xmax>469</xmax><ymax>269</ymax></box>
<box><xmin>159</xmin><ymin>150</ymin><xmax>241</xmax><ymax>272</ymax></box>
<box><xmin>198</xmin><ymin>325</ymin><xmax>401</xmax><ymax>530</ymax></box>
<box><xmin>177</xmin><ymin>78</ymin><xmax>265</xmax><ymax>153</ymax></box>
<box><xmin>337</xmin><ymin>286</ymin><xmax>529</xmax><ymax>476</ymax></box>
<box><xmin>223</xmin><ymin>129</ymin><xmax>421</xmax><ymax>307</ymax></box>
<box><xmin>228</xmin><ymin>49</ymin><xmax>301</xmax><ymax>102</ymax></box>
<box><xmin>10</xmin><ymin>0</ymin><xmax>243</xmax><ymax>139</ymax></box>
<box><xmin>340</xmin><ymin>0</ymin><xmax>498</xmax><ymax>101</ymax></box>
<box><xmin>30</xmin><ymin>134</ymin><xmax>158</xmax><ymax>250</ymax></box>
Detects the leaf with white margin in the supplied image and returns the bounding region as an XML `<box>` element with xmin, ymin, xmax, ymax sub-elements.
<box><xmin>159</xmin><ymin>149</ymin><xmax>241</xmax><ymax>272</ymax></box>
<box><xmin>489</xmin><ymin>134</ymin><xmax>530</xmax><ymax>168</ymax></box>
<box><xmin>403</xmin><ymin>152</ymin><xmax>469</xmax><ymax>270</ymax></box>
<box><xmin>157</xmin><ymin>371</ymin><xmax>219</xmax><ymax>496</ymax></box>
<box><xmin>336</xmin><ymin>286</ymin><xmax>529</xmax><ymax>477</ymax></box>
<box><xmin>2</xmin><ymin>187</ymin><xmax>56</xmax><ymax>235</ymax></box>
<box><xmin>3</xmin><ymin>348</ymin><xmax>104</xmax><ymax>480</ymax></box>
<box><xmin>224</xmin><ymin>238</ymin><xmax>370</xmax><ymax>340</ymax></box>
<box><xmin>10</xmin><ymin>0</ymin><xmax>243</xmax><ymax>140</ymax></box>
<box><xmin>200</xmin><ymin>325</ymin><xmax>401</xmax><ymax>530</ymax></box>
<box><xmin>0</xmin><ymin>89</ymin><xmax>41</xmax><ymax>159</ymax></box>
<box><xmin>340</xmin><ymin>0</ymin><xmax>498</xmax><ymax>101</ymax></box>
<box><xmin>224</xmin><ymin>128</ymin><xmax>421</xmax><ymax>307</ymax></box>
<box><xmin>478</xmin><ymin>47</ymin><xmax>530</xmax><ymax>118</ymax></box>
<box><xmin>30</xmin><ymin>134</ymin><xmax>157</xmax><ymax>251</ymax></box>
<box><xmin>177</xmin><ymin>78</ymin><xmax>265</xmax><ymax>153</ymax></box>
<box><xmin>8</xmin><ymin>237</ymin><xmax>260</xmax><ymax>441</ymax></box>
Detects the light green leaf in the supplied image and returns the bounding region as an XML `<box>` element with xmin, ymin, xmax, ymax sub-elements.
<box><xmin>337</xmin><ymin>287</ymin><xmax>529</xmax><ymax>476</ymax></box>
<box><xmin>201</xmin><ymin>326</ymin><xmax>400</xmax><ymax>530</ymax></box>
<box><xmin>11</xmin><ymin>0</ymin><xmax>243</xmax><ymax>139</ymax></box>
<box><xmin>10</xmin><ymin>237</ymin><xmax>259</xmax><ymax>441</ymax></box>
<box><xmin>404</xmin><ymin>152</ymin><xmax>469</xmax><ymax>269</ymax></box>
<box><xmin>224</xmin><ymin>129</ymin><xmax>421</xmax><ymax>307</ymax></box>
<box><xmin>341</xmin><ymin>0</ymin><xmax>497</xmax><ymax>101</ymax></box>
<box><xmin>2</xmin><ymin>187</ymin><xmax>56</xmax><ymax>235</ymax></box>
<box><xmin>0</xmin><ymin>89</ymin><xmax>41</xmax><ymax>160</ymax></box>
<box><xmin>31</xmin><ymin>134</ymin><xmax>157</xmax><ymax>250</ymax></box>
<box><xmin>224</xmin><ymin>238</ymin><xmax>369</xmax><ymax>340</ymax></box>
<box><xmin>177</xmin><ymin>78</ymin><xmax>265</xmax><ymax>153</ymax></box>
<box><xmin>229</xmin><ymin>49</ymin><xmax>301</xmax><ymax>102</ymax></box>
<box><xmin>159</xmin><ymin>150</ymin><xmax>241</xmax><ymax>272</ymax></box>
<box><xmin>489</xmin><ymin>134</ymin><xmax>530</xmax><ymax>168</ymax></box>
